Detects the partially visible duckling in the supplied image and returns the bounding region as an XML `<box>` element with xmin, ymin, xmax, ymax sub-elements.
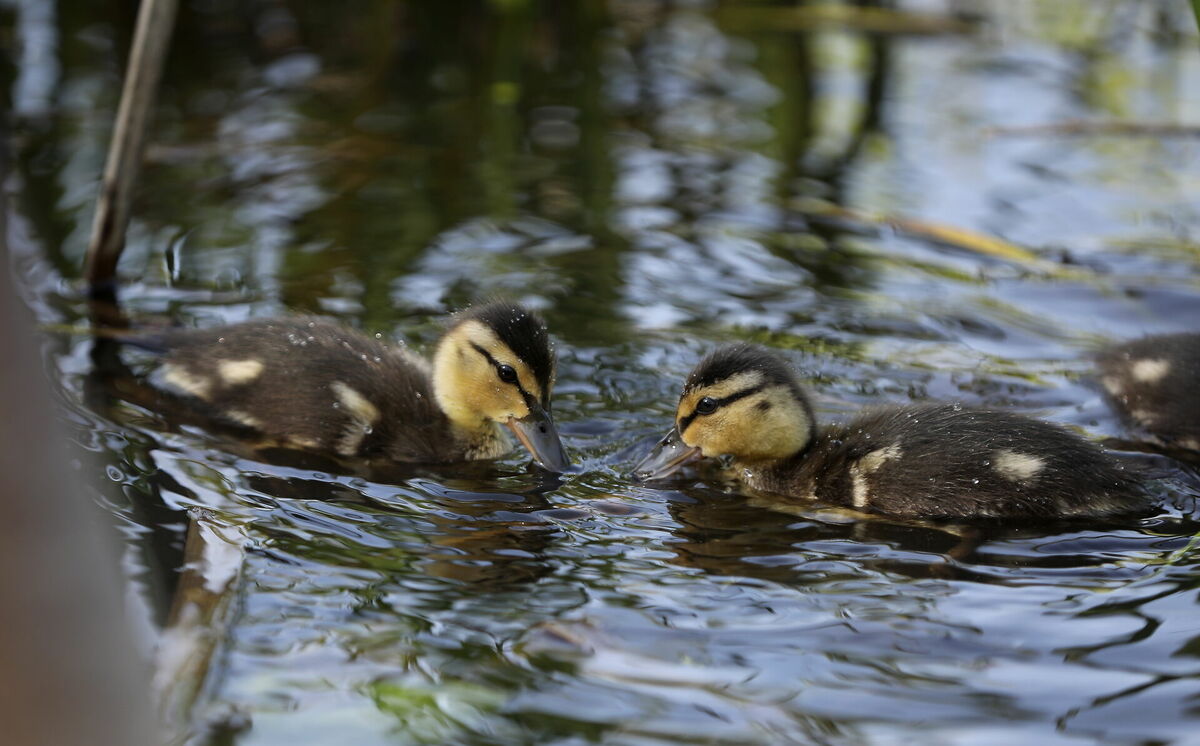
<box><xmin>1097</xmin><ymin>333</ymin><xmax>1200</xmax><ymax>453</ymax></box>
<box><xmin>634</xmin><ymin>344</ymin><xmax>1146</xmax><ymax>519</ymax></box>
<box><xmin>128</xmin><ymin>302</ymin><xmax>569</xmax><ymax>471</ymax></box>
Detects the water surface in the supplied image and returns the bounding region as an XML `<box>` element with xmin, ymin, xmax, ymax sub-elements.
<box><xmin>6</xmin><ymin>1</ymin><xmax>1200</xmax><ymax>743</ymax></box>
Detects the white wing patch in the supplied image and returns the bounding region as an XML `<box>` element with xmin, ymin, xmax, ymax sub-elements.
<box><xmin>332</xmin><ymin>381</ymin><xmax>380</xmax><ymax>424</ymax></box>
<box><xmin>1131</xmin><ymin>358</ymin><xmax>1169</xmax><ymax>383</ymax></box>
<box><xmin>218</xmin><ymin>359</ymin><xmax>264</xmax><ymax>385</ymax></box>
<box><xmin>850</xmin><ymin>466</ymin><xmax>869</xmax><ymax>508</ymax></box>
<box><xmin>850</xmin><ymin>444</ymin><xmax>903</xmax><ymax>508</ymax></box>
<box><xmin>860</xmin><ymin>444</ymin><xmax>902</xmax><ymax>473</ymax></box>
<box><xmin>993</xmin><ymin>450</ymin><xmax>1045</xmax><ymax>482</ymax></box>
<box><xmin>224</xmin><ymin>409</ymin><xmax>262</xmax><ymax>429</ymax></box>
<box><xmin>161</xmin><ymin>363</ymin><xmax>212</xmax><ymax>400</ymax></box>
<box><xmin>331</xmin><ymin>381</ymin><xmax>381</xmax><ymax>455</ymax></box>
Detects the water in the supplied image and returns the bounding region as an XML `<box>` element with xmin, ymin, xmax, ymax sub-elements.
<box><xmin>6</xmin><ymin>0</ymin><xmax>1200</xmax><ymax>743</ymax></box>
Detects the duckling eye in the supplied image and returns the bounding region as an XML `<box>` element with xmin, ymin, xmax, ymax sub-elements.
<box><xmin>497</xmin><ymin>364</ymin><xmax>518</xmax><ymax>384</ymax></box>
<box><xmin>695</xmin><ymin>397</ymin><xmax>718</xmax><ymax>415</ymax></box>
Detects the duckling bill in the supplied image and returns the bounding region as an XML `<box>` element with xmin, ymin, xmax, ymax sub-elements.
<box><xmin>635</xmin><ymin>344</ymin><xmax>1146</xmax><ymax>520</ymax></box>
<box><xmin>130</xmin><ymin>302</ymin><xmax>570</xmax><ymax>471</ymax></box>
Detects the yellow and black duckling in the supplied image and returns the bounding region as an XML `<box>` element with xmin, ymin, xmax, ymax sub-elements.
<box><xmin>634</xmin><ymin>344</ymin><xmax>1147</xmax><ymax>519</ymax></box>
<box><xmin>1097</xmin><ymin>332</ymin><xmax>1200</xmax><ymax>453</ymax></box>
<box><xmin>122</xmin><ymin>302</ymin><xmax>570</xmax><ymax>471</ymax></box>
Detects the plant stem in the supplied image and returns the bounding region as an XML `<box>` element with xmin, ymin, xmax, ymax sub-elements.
<box><xmin>84</xmin><ymin>0</ymin><xmax>179</xmax><ymax>300</ymax></box>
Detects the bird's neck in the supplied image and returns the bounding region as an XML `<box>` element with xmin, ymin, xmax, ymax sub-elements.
<box><xmin>428</xmin><ymin>353</ymin><xmax>508</xmax><ymax>458</ymax></box>
<box><xmin>429</xmin><ymin>380</ymin><xmax>509</xmax><ymax>458</ymax></box>
<box><xmin>733</xmin><ymin>438</ymin><xmax>818</xmax><ymax>495</ymax></box>
<box><xmin>454</xmin><ymin>419</ymin><xmax>510</xmax><ymax>460</ymax></box>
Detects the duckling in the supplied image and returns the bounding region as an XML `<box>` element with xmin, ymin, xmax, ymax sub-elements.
<box><xmin>123</xmin><ymin>302</ymin><xmax>569</xmax><ymax>471</ymax></box>
<box><xmin>1097</xmin><ymin>332</ymin><xmax>1200</xmax><ymax>453</ymax></box>
<box><xmin>633</xmin><ymin>344</ymin><xmax>1146</xmax><ymax>519</ymax></box>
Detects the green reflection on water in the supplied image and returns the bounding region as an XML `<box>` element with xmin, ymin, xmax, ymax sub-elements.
<box><xmin>6</xmin><ymin>0</ymin><xmax>1200</xmax><ymax>744</ymax></box>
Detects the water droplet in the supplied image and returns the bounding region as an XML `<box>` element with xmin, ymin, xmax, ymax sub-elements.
<box><xmin>952</xmin><ymin>403</ymin><xmax>963</xmax><ymax>412</ymax></box>
<box><xmin>374</xmin><ymin>332</ymin><xmax>382</xmax><ymax>339</ymax></box>
<box><xmin>971</xmin><ymin>478</ymin><xmax>980</xmax><ymax>485</ymax></box>
<box><xmin>363</xmin><ymin>425</ymin><xmax>373</xmax><ymax>435</ymax></box>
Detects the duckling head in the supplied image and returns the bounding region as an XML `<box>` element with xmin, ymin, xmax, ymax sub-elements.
<box><xmin>634</xmin><ymin>344</ymin><xmax>816</xmax><ymax>480</ymax></box>
<box><xmin>432</xmin><ymin>302</ymin><xmax>570</xmax><ymax>472</ymax></box>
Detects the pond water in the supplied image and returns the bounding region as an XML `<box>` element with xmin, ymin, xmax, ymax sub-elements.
<box><xmin>6</xmin><ymin>0</ymin><xmax>1200</xmax><ymax>743</ymax></box>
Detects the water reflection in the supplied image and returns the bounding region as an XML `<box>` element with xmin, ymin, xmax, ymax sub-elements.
<box><xmin>248</xmin><ymin>470</ymin><xmax>566</xmax><ymax>587</ymax></box>
<box><xmin>7</xmin><ymin>0</ymin><xmax>1200</xmax><ymax>744</ymax></box>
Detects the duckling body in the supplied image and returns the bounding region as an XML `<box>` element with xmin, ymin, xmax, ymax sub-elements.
<box><xmin>635</xmin><ymin>344</ymin><xmax>1146</xmax><ymax>520</ymax></box>
<box><xmin>132</xmin><ymin>302</ymin><xmax>569</xmax><ymax>470</ymax></box>
<box><xmin>1097</xmin><ymin>333</ymin><xmax>1200</xmax><ymax>453</ymax></box>
<box><xmin>740</xmin><ymin>403</ymin><xmax>1141</xmax><ymax>519</ymax></box>
<box><xmin>154</xmin><ymin>317</ymin><xmax>462</xmax><ymax>461</ymax></box>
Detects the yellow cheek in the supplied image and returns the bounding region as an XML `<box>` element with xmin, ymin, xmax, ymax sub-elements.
<box><xmin>681</xmin><ymin>403</ymin><xmax>801</xmax><ymax>461</ymax></box>
<box><xmin>506</xmin><ymin>393</ymin><xmax>532</xmax><ymax>420</ymax></box>
<box><xmin>680</xmin><ymin>412</ymin><xmax>738</xmax><ymax>458</ymax></box>
<box><xmin>707</xmin><ymin>417</ymin><xmax>746</xmax><ymax>457</ymax></box>
<box><xmin>472</xmin><ymin>381</ymin><xmax>530</xmax><ymax>421</ymax></box>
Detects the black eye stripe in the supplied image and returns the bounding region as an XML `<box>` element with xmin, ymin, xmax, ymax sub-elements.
<box><xmin>470</xmin><ymin>342</ymin><xmax>539</xmax><ymax>404</ymax></box>
<box><xmin>470</xmin><ymin>342</ymin><xmax>498</xmax><ymax>367</ymax></box>
<box><xmin>678</xmin><ymin>384</ymin><xmax>767</xmax><ymax>433</ymax></box>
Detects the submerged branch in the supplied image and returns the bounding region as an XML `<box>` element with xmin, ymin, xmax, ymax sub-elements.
<box><xmin>717</xmin><ymin>5</ymin><xmax>976</xmax><ymax>36</ymax></box>
<box><xmin>792</xmin><ymin>199</ymin><xmax>1057</xmax><ymax>270</ymax></box>
<box><xmin>984</xmin><ymin>121</ymin><xmax>1200</xmax><ymax>139</ymax></box>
